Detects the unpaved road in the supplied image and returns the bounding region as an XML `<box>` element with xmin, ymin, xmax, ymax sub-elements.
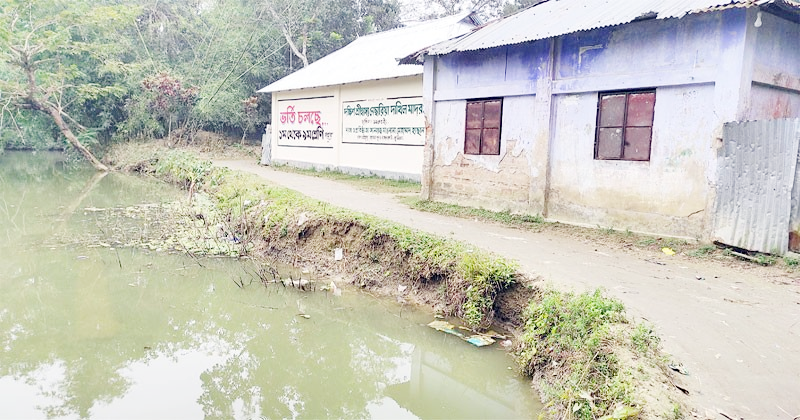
<box><xmin>215</xmin><ymin>159</ymin><xmax>800</xmax><ymax>419</ymax></box>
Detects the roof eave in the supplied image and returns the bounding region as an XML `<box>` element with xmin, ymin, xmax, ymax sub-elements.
<box><xmin>413</xmin><ymin>0</ymin><xmax>800</xmax><ymax>57</ymax></box>
<box><xmin>257</xmin><ymin>74</ymin><xmax>423</xmax><ymax>94</ymax></box>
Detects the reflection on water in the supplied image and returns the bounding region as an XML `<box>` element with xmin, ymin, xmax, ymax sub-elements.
<box><xmin>0</xmin><ymin>152</ymin><xmax>541</xmax><ymax>419</ymax></box>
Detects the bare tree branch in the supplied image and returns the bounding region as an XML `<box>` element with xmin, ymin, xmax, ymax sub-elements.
<box><xmin>265</xmin><ymin>2</ymin><xmax>309</xmax><ymax>67</ymax></box>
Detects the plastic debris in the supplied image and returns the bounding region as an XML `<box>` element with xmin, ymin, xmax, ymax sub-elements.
<box><xmin>484</xmin><ymin>330</ymin><xmax>507</xmax><ymax>340</ymax></box>
<box><xmin>661</xmin><ymin>247</ymin><xmax>676</xmax><ymax>256</ymax></box>
<box><xmin>668</xmin><ymin>363</ymin><xmax>689</xmax><ymax>375</ymax></box>
<box><xmin>324</xmin><ymin>281</ymin><xmax>341</xmax><ymax>296</ymax></box>
<box><xmin>466</xmin><ymin>335</ymin><xmax>495</xmax><ymax>346</ymax></box>
<box><xmin>427</xmin><ymin>320</ymin><xmax>496</xmax><ymax>347</ymax></box>
<box><xmin>297</xmin><ymin>212</ymin><xmax>309</xmax><ymax>226</ymax></box>
<box><xmin>334</xmin><ymin>248</ymin><xmax>343</xmax><ymax>261</ymax></box>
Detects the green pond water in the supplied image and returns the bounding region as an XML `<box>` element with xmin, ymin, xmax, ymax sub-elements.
<box><xmin>0</xmin><ymin>151</ymin><xmax>542</xmax><ymax>419</ymax></box>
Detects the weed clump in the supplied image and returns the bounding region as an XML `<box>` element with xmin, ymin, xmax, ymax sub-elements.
<box><xmin>517</xmin><ymin>289</ymin><xmax>660</xmax><ymax>419</ymax></box>
<box><xmin>459</xmin><ymin>254</ymin><xmax>517</xmax><ymax>327</ymax></box>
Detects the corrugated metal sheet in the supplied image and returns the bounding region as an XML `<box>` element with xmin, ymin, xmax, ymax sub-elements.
<box><xmin>714</xmin><ymin>119</ymin><xmax>800</xmax><ymax>254</ymax></box>
<box><xmin>423</xmin><ymin>0</ymin><xmax>796</xmax><ymax>55</ymax></box>
<box><xmin>786</xmin><ymin>120</ymin><xmax>800</xmax><ymax>247</ymax></box>
<box><xmin>257</xmin><ymin>12</ymin><xmax>479</xmax><ymax>93</ymax></box>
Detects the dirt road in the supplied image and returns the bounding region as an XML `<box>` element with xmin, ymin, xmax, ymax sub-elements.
<box><xmin>215</xmin><ymin>159</ymin><xmax>800</xmax><ymax>419</ymax></box>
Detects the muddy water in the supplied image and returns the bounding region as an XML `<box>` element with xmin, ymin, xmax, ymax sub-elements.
<box><xmin>0</xmin><ymin>152</ymin><xmax>541</xmax><ymax>419</ymax></box>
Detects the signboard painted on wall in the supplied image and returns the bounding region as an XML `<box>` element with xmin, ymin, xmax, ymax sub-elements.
<box><xmin>276</xmin><ymin>97</ymin><xmax>336</xmax><ymax>148</ymax></box>
<box><xmin>342</xmin><ymin>97</ymin><xmax>425</xmax><ymax>146</ymax></box>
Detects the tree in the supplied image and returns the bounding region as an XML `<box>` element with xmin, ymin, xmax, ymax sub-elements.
<box><xmin>264</xmin><ymin>0</ymin><xmax>401</xmax><ymax>68</ymax></box>
<box><xmin>0</xmin><ymin>0</ymin><xmax>139</xmax><ymax>170</ymax></box>
<box><xmin>402</xmin><ymin>0</ymin><xmax>507</xmax><ymax>22</ymax></box>
<box><xmin>0</xmin><ymin>0</ymin><xmax>404</xmax><ymax>152</ymax></box>
<box><xmin>502</xmin><ymin>0</ymin><xmax>547</xmax><ymax>16</ymax></box>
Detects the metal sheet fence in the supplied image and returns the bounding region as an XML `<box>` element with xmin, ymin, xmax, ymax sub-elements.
<box><xmin>713</xmin><ymin>118</ymin><xmax>800</xmax><ymax>254</ymax></box>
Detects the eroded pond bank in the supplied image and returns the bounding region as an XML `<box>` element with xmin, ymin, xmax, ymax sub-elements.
<box><xmin>0</xmin><ymin>151</ymin><xmax>541</xmax><ymax>418</ymax></box>
<box><xmin>103</xmin><ymin>143</ymin><xmax>688</xmax><ymax>419</ymax></box>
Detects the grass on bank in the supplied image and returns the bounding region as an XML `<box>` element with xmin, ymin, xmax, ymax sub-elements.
<box><xmin>518</xmin><ymin>290</ymin><xmax>664</xmax><ymax>419</ymax></box>
<box><xmin>402</xmin><ymin>196</ymin><xmax>545</xmax><ymax>227</ymax></box>
<box><xmin>271</xmin><ymin>163</ymin><xmax>421</xmax><ymax>194</ymax></box>
<box><xmin>109</xmin><ymin>144</ymin><xmax>685</xmax><ymax>419</ymax></box>
<box><xmin>142</xmin><ymin>148</ymin><xmax>518</xmax><ymax>329</ymax></box>
<box><xmin>404</xmin><ymin>197</ymin><xmax>800</xmax><ymax>272</ymax></box>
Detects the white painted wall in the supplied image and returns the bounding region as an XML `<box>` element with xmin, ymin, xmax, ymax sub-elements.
<box><xmin>428</xmin><ymin>95</ymin><xmax>539</xmax><ymax>212</ymax></box>
<box><xmin>268</xmin><ymin>76</ymin><xmax>424</xmax><ymax>180</ymax></box>
<box><xmin>548</xmin><ymin>85</ymin><xmax>717</xmax><ymax>237</ymax></box>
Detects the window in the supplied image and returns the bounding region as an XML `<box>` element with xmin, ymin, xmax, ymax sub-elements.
<box><xmin>595</xmin><ymin>90</ymin><xmax>655</xmax><ymax>161</ymax></box>
<box><xmin>465</xmin><ymin>99</ymin><xmax>502</xmax><ymax>155</ymax></box>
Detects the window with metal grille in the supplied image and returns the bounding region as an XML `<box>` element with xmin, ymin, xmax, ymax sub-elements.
<box><xmin>595</xmin><ymin>90</ymin><xmax>656</xmax><ymax>161</ymax></box>
<box><xmin>465</xmin><ymin>99</ymin><xmax>502</xmax><ymax>155</ymax></box>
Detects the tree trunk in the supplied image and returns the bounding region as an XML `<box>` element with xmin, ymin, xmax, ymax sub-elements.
<box><xmin>266</xmin><ymin>3</ymin><xmax>310</xmax><ymax>67</ymax></box>
<box><xmin>45</xmin><ymin>105</ymin><xmax>109</xmax><ymax>171</ymax></box>
<box><xmin>13</xmin><ymin>42</ymin><xmax>109</xmax><ymax>172</ymax></box>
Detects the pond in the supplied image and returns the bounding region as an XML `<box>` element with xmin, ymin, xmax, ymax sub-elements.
<box><xmin>0</xmin><ymin>151</ymin><xmax>542</xmax><ymax>419</ymax></box>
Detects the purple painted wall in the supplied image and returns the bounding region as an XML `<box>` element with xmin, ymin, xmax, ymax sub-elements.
<box><xmin>556</xmin><ymin>13</ymin><xmax>722</xmax><ymax>79</ymax></box>
<box><xmin>436</xmin><ymin>40</ymin><xmax>551</xmax><ymax>91</ymax></box>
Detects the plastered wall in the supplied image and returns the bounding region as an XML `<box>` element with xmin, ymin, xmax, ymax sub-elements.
<box><xmin>748</xmin><ymin>12</ymin><xmax>800</xmax><ymax>120</ymax></box>
<box><xmin>269</xmin><ymin>76</ymin><xmax>425</xmax><ymax>180</ymax></box>
<box><xmin>424</xmin><ymin>9</ymin><xmax>788</xmax><ymax>238</ymax></box>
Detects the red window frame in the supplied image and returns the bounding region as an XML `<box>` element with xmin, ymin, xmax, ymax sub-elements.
<box><xmin>595</xmin><ymin>90</ymin><xmax>656</xmax><ymax>161</ymax></box>
<box><xmin>465</xmin><ymin>98</ymin><xmax>502</xmax><ymax>155</ymax></box>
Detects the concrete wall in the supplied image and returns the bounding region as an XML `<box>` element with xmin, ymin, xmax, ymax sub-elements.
<box><xmin>269</xmin><ymin>76</ymin><xmax>425</xmax><ymax>181</ymax></box>
<box><xmin>429</xmin><ymin>95</ymin><xmax>537</xmax><ymax>212</ymax></box>
<box><xmin>548</xmin><ymin>86</ymin><xmax>717</xmax><ymax>237</ymax></box>
<box><xmin>424</xmin><ymin>9</ymin><xmax>773</xmax><ymax>238</ymax></box>
<box><xmin>748</xmin><ymin>12</ymin><xmax>800</xmax><ymax>120</ymax></box>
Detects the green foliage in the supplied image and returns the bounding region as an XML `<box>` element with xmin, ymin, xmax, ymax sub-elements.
<box><xmin>521</xmin><ymin>290</ymin><xmax>626</xmax><ymax>366</ymax></box>
<box><xmin>404</xmin><ymin>198</ymin><xmax>544</xmax><ymax>226</ymax></box>
<box><xmin>502</xmin><ymin>0</ymin><xmax>545</xmax><ymax>16</ymax></box>
<box><xmin>630</xmin><ymin>323</ymin><xmax>660</xmax><ymax>355</ymax></box>
<box><xmin>517</xmin><ymin>289</ymin><xmax>638</xmax><ymax>419</ymax></box>
<box><xmin>1</xmin><ymin>0</ymin><xmax>141</xmax><ymax>152</ymax></box>
<box><xmin>784</xmin><ymin>256</ymin><xmax>799</xmax><ymax>267</ymax></box>
<box><xmin>754</xmin><ymin>254</ymin><xmax>777</xmax><ymax>266</ymax></box>
<box><xmin>635</xmin><ymin>237</ymin><xmax>657</xmax><ymax>246</ymax></box>
<box><xmin>686</xmin><ymin>244</ymin><xmax>717</xmax><ymax>257</ymax></box>
<box><xmin>2</xmin><ymin>0</ymin><xmax>402</xmax><ymax>147</ymax></box>
<box><xmin>154</xmin><ymin>150</ymin><xmax>212</xmax><ymax>188</ymax></box>
<box><xmin>598</xmin><ymin>225</ymin><xmax>616</xmax><ymax>235</ymax></box>
<box><xmin>459</xmin><ymin>253</ymin><xmax>517</xmax><ymax>327</ymax></box>
<box><xmin>0</xmin><ymin>112</ymin><xmax>62</xmax><ymax>150</ymax></box>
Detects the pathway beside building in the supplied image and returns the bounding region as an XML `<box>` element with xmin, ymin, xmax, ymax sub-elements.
<box><xmin>216</xmin><ymin>159</ymin><xmax>800</xmax><ymax>419</ymax></box>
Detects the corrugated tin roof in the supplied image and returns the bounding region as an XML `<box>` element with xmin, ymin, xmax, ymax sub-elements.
<box><xmin>422</xmin><ymin>0</ymin><xmax>799</xmax><ymax>55</ymax></box>
<box><xmin>257</xmin><ymin>12</ymin><xmax>480</xmax><ymax>93</ymax></box>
